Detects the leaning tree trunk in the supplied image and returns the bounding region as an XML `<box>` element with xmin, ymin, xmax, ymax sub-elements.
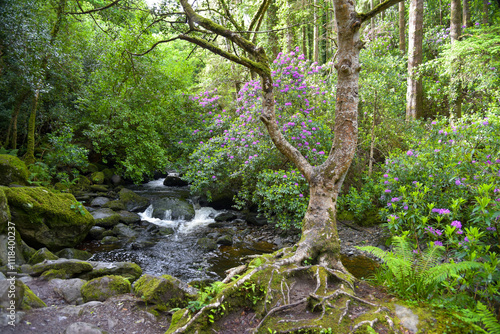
<box><xmin>406</xmin><ymin>0</ymin><xmax>424</xmax><ymax>121</ymax></box>
<box><xmin>482</xmin><ymin>0</ymin><xmax>489</xmax><ymax>25</ymax></box>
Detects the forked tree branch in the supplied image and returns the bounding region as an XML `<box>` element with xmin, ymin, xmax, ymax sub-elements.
<box><xmin>68</xmin><ymin>0</ymin><xmax>122</xmax><ymax>15</ymax></box>
<box><xmin>358</xmin><ymin>0</ymin><xmax>405</xmax><ymax>23</ymax></box>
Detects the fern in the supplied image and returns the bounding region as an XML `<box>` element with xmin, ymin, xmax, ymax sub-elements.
<box><xmin>457</xmin><ymin>302</ymin><xmax>500</xmax><ymax>334</ymax></box>
<box><xmin>357</xmin><ymin>235</ymin><xmax>485</xmax><ymax>300</ymax></box>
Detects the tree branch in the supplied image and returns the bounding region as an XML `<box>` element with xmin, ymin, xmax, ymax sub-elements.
<box><xmin>68</xmin><ymin>0</ymin><xmax>122</xmax><ymax>15</ymax></box>
<box><xmin>358</xmin><ymin>0</ymin><xmax>405</xmax><ymax>23</ymax></box>
<box><xmin>128</xmin><ymin>37</ymin><xmax>180</xmax><ymax>56</ymax></box>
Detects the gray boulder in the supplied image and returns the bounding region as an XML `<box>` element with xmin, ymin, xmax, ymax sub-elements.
<box><xmin>117</xmin><ymin>210</ymin><xmax>141</xmax><ymax>225</ymax></box>
<box><xmin>90</xmin><ymin>197</ymin><xmax>110</xmax><ymax>208</ymax></box>
<box><xmin>163</xmin><ymin>175</ymin><xmax>189</xmax><ymax>187</ymax></box>
<box><xmin>214</xmin><ymin>211</ymin><xmax>237</xmax><ymax>222</ymax></box>
<box><xmin>152</xmin><ymin>197</ymin><xmax>195</xmax><ymax>221</ymax></box>
<box><xmin>118</xmin><ymin>188</ymin><xmax>149</xmax><ymax>212</ymax></box>
<box><xmin>133</xmin><ymin>274</ymin><xmax>197</xmax><ymax>308</ymax></box>
<box><xmin>91</xmin><ymin>208</ymin><xmax>121</xmax><ymax>228</ymax></box>
<box><xmin>112</xmin><ymin>223</ymin><xmax>138</xmax><ymax>239</ymax></box>
<box><xmin>80</xmin><ymin>261</ymin><xmax>142</xmax><ymax>282</ymax></box>
<box><xmin>88</xmin><ymin>226</ymin><xmax>105</xmax><ymax>240</ymax></box>
<box><xmin>0</xmin><ymin>154</ymin><xmax>29</xmax><ymax>186</ymax></box>
<box><xmin>49</xmin><ymin>278</ymin><xmax>87</xmax><ymax>305</ymax></box>
<box><xmin>56</xmin><ymin>248</ymin><xmax>92</xmax><ymax>261</ymax></box>
<box><xmin>81</xmin><ymin>275</ymin><xmax>131</xmax><ymax>302</ymax></box>
<box><xmin>65</xmin><ymin>322</ymin><xmax>109</xmax><ymax>334</ymax></box>
<box><xmin>197</xmin><ymin>238</ymin><xmax>218</xmax><ymax>251</ymax></box>
<box><xmin>24</xmin><ymin>259</ymin><xmax>93</xmax><ymax>277</ymax></box>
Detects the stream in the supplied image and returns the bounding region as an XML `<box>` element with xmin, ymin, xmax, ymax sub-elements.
<box><xmin>81</xmin><ymin>178</ymin><xmax>276</xmax><ymax>283</ymax></box>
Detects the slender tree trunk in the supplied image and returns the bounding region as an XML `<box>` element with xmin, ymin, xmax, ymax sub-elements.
<box><xmin>406</xmin><ymin>0</ymin><xmax>424</xmax><ymax>121</ymax></box>
<box><xmin>482</xmin><ymin>0</ymin><xmax>489</xmax><ymax>25</ymax></box>
<box><xmin>302</xmin><ymin>26</ymin><xmax>308</xmax><ymax>55</ymax></box>
<box><xmin>267</xmin><ymin>0</ymin><xmax>280</xmax><ymax>60</ymax></box>
<box><xmin>463</xmin><ymin>0</ymin><xmax>471</xmax><ymax>27</ymax></box>
<box><xmin>399</xmin><ymin>1</ymin><xmax>406</xmax><ymax>53</ymax></box>
<box><xmin>5</xmin><ymin>91</ymin><xmax>29</xmax><ymax>149</ymax></box>
<box><xmin>25</xmin><ymin>89</ymin><xmax>39</xmax><ymax>165</ymax></box>
<box><xmin>451</xmin><ymin>0</ymin><xmax>463</xmax><ymax>118</ymax></box>
<box><xmin>371</xmin><ymin>0</ymin><xmax>375</xmax><ymax>35</ymax></box>
<box><xmin>313</xmin><ymin>0</ymin><xmax>320</xmax><ymax>62</ymax></box>
<box><xmin>368</xmin><ymin>93</ymin><xmax>377</xmax><ymax>176</ymax></box>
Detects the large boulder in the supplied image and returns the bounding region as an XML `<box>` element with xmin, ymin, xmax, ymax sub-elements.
<box><xmin>56</xmin><ymin>248</ymin><xmax>92</xmax><ymax>261</ymax></box>
<box><xmin>152</xmin><ymin>197</ymin><xmax>195</xmax><ymax>221</ymax></box>
<box><xmin>64</xmin><ymin>322</ymin><xmax>109</xmax><ymax>334</ymax></box>
<box><xmin>90</xmin><ymin>208</ymin><xmax>121</xmax><ymax>228</ymax></box>
<box><xmin>133</xmin><ymin>274</ymin><xmax>197</xmax><ymax>309</ymax></box>
<box><xmin>118</xmin><ymin>188</ymin><xmax>149</xmax><ymax>212</ymax></box>
<box><xmin>28</xmin><ymin>247</ymin><xmax>59</xmax><ymax>264</ymax></box>
<box><xmin>0</xmin><ymin>279</ymin><xmax>45</xmax><ymax>311</ymax></box>
<box><xmin>117</xmin><ymin>211</ymin><xmax>141</xmax><ymax>225</ymax></box>
<box><xmin>81</xmin><ymin>275</ymin><xmax>131</xmax><ymax>302</ymax></box>
<box><xmin>0</xmin><ymin>155</ymin><xmax>29</xmax><ymax>186</ymax></box>
<box><xmin>49</xmin><ymin>278</ymin><xmax>87</xmax><ymax>305</ymax></box>
<box><xmin>80</xmin><ymin>261</ymin><xmax>142</xmax><ymax>282</ymax></box>
<box><xmin>2</xmin><ymin>187</ymin><xmax>95</xmax><ymax>251</ymax></box>
<box><xmin>24</xmin><ymin>259</ymin><xmax>93</xmax><ymax>277</ymax></box>
<box><xmin>163</xmin><ymin>175</ymin><xmax>189</xmax><ymax>187</ymax></box>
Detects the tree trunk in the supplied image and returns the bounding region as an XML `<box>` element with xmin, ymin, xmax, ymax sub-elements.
<box><xmin>267</xmin><ymin>0</ymin><xmax>280</xmax><ymax>60</ymax></box>
<box><xmin>313</xmin><ymin>0</ymin><xmax>320</xmax><ymax>62</ymax></box>
<box><xmin>451</xmin><ymin>0</ymin><xmax>462</xmax><ymax>119</ymax></box>
<box><xmin>406</xmin><ymin>0</ymin><xmax>424</xmax><ymax>121</ymax></box>
<box><xmin>463</xmin><ymin>0</ymin><xmax>471</xmax><ymax>27</ymax></box>
<box><xmin>371</xmin><ymin>0</ymin><xmax>375</xmax><ymax>35</ymax></box>
<box><xmin>5</xmin><ymin>91</ymin><xmax>29</xmax><ymax>149</ymax></box>
<box><xmin>399</xmin><ymin>1</ymin><xmax>406</xmax><ymax>53</ymax></box>
<box><xmin>24</xmin><ymin>90</ymin><xmax>39</xmax><ymax>165</ymax></box>
<box><xmin>482</xmin><ymin>0</ymin><xmax>489</xmax><ymax>25</ymax></box>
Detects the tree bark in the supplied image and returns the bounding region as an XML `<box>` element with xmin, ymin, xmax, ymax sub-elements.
<box><xmin>463</xmin><ymin>0</ymin><xmax>471</xmax><ymax>27</ymax></box>
<box><xmin>313</xmin><ymin>0</ymin><xmax>320</xmax><ymax>62</ymax></box>
<box><xmin>399</xmin><ymin>1</ymin><xmax>406</xmax><ymax>53</ymax></box>
<box><xmin>406</xmin><ymin>0</ymin><xmax>423</xmax><ymax>121</ymax></box>
<box><xmin>451</xmin><ymin>0</ymin><xmax>462</xmax><ymax>119</ymax></box>
<box><xmin>482</xmin><ymin>0</ymin><xmax>489</xmax><ymax>25</ymax></box>
<box><xmin>4</xmin><ymin>91</ymin><xmax>29</xmax><ymax>149</ymax></box>
<box><xmin>24</xmin><ymin>89</ymin><xmax>39</xmax><ymax>165</ymax></box>
<box><xmin>267</xmin><ymin>0</ymin><xmax>280</xmax><ymax>60</ymax></box>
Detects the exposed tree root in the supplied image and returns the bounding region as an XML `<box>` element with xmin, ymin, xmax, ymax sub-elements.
<box><xmin>166</xmin><ymin>246</ymin><xmax>397</xmax><ymax>334</ymax></box>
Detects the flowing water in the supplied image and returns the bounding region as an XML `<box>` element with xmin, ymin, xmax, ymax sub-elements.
<box><xmin>82</xmin><ymin>178</ymin><xmax>275</xmax><ymax>282</ymax></box>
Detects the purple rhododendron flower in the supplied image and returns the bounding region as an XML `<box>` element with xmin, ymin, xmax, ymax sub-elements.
<box><xmin>434</xmin><ymin>241</ymin><xmax>443</xmax><ymax>247</ymax></box>
<box><xmin>451</xmin><ymin>221</ymin><xmax>462</xmax><ymax>229</ymax></box>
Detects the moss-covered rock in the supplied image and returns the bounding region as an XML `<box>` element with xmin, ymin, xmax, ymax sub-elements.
<box><xmin>81</xmin><ymin>275</ymin><xmax>131</xmax><ymax>302</ymax></box>
<box><xmin>152</xmin><ymin>197</ymin><xmax>195</xmax><ymax>221</ymax></box>
<box><xmin>197</xmin><ymin>237</ymin><xmax>218</xmax><ymax>251</ymax></box>
<box><xmin>90</xmin><ymin>172</ymin><xmax>105</xmax><ymax>185</ymax></box>
<box><xmin>0</xmin><ymin>230</ymin><xmax>32</xmax><ymax>267</ymax></box>
<box><xmin>90</xmin><ymin>208</ymin><xmax>121</xmax><ymax>228</ymax></box>
<box><xmin>117</xmin><ymin>211</ymin><xmax>141</xmax><ymax>225</ymax></box>
<box><xmin>40</xmin><ymin>269</ymin><xmax>71</xmax><ymax>280</ymax></box>
<box><xmin>133</xmin><ymin>274</ymin><xmax>197</xmax><ymax>309</ymax></box>
<box><xmin>118</xmin><ymin>188</ymin><xmax>150</xmax><ymax>212</ymax></box>
<box><xmin>56</xmin><ymin>248</ymin><xmax>92</xmax><ymax>260</ymax></box>
<box><xmin>90</xmin><ymin>184</ymin><xmax>109</xmax><ymax>192</ymax></box>
<box><xmin>28</xmin><ymin>247</ymin><xmax>59</xmax><ymax>264</ymax></box>
<box><xmin>26</xmin><ymin>259</ymin><xmax>93</xmax><ymax>277</ymax></box>
<box><xmin>0</xmin><ymin>154</ymin><xmax>29</xmax><ymax>186</ymax></box>
<box><xmin>21</xmin><ymin>283</ymin><xmax>46</xmax><ymax>309</ymax></box>
<box><xmin>103</xmin><ymin>200</ymin><xmax>125</xmax><ymax>211</ymax></box>
<box><xmin>101</xmin><ymin>236</ymin><xmax>119</xmax><ymax>244</ymax></box>
<box><xmin>0</xmin><ymin>188</ymin><xmax>11</xmax><ymax>234</ymax></box>
<box><xmin>0</xmin><ymin>279</ymin><xmax>24</xmax><ymax>309</ymax></box>
<box><xmin>80</xmin><ymin>261</ymin><xmax>142</xmax><ymax>282</ymax></box>
<box><xmin>2</xmin><ymin>186</ymin><xmax>95</xmax><ymax>251</ymax></box>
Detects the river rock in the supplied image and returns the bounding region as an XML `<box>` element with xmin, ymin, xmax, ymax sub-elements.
<box><xmin>24</xmin><ymin>259</ymin><xmax>93</xmax><ymax>277</ymax></box>
<box><xmin>80</xmin><ymin>261</ymin><xmax>142</xmax><ymax>282</ymax></box>
<box><xmin>111</xmin><ymin>174</ymin><xmax>122</xmax><ymax>186</ymax></box>
<box><xmin>214</xmin><ymin>211</ymin><xmax>237</xmax><ymax>222</ymax></box>
<box><xmin>196</xmin><ymin>237</ymin><xmax>217</xmax><ymax>251</ymax></box>
<box><xmin>28</xmin><ymin>247</ymin><xmax>59</xmax><ymax>264</ymax></box>
<box><xmin>0</xmin><ymin>279</ymin><xmax>45</xmax><ymax>310</ymax></box>
<box><xmin>117</xmin><ymin>210</ymin><xmax>141</xmax><ymax>224</ymax></box>
<box><xmin>133</xmin><ymin>274</ymin><xmax>197</xmax><ymax>308</ymax></box>
<box><xmin>65</xmin><ymin>322</ymin><xmax>109</xmax><ymax>334</ymax></box>
<box><xmin>90</xmin><ymin>184</ymin><xmax>108</xmax><ymax>192</ymax></box>
<box><xmin>0</xmin><ymin>154</ymin><xmax>29</xmax><ymax>186</ymax></box>
<box><xmin>88</xmin><ymin>226</ymin><xmax>105</xmax><ymax>240</ymax></box>
<box><xmin>91</xmin><ymin>208</ymin><xmax>121</xmax><ymax>228</ymax></box>
<box><xmin>90</xmin><ymin>172</ymin><xmax>105</xmax><ymax>185</ymax></box>
<box><xmin>49</xmin><ymin>278</ymin><xmax>87</xmax><ymax>305</ymax></box>
<box><xmin>56</xmin><ymin>248</ymin><xmax>92</xmax><ymax>261</ymax></box>
<box><xmin>216</xmin><ymin>235</ymin><xmax>233</xmax><ymax>246</ymax></box>
<box><xmin>152</xmin><ymin>197</ymin><xmax>195</xmax><ymax>221</ymax></box>
<box><xmin>3</xmin><ymin>187</ymin><xmax>95</xmax><ymax>251</ymax></box>
<box><xmin>163</xmin><ymin>175</ymin><xmax>189</xmax><ymax>187</ymax></box>
<box><xmin>103</xmin><ymin>200</ymin><xmax>125</xmax><ymax>211</ymax></box>
<box><xmin>118</xmin><ymin>188</ymin><xmax>150</xmax><ymax>212</ymax></box>
<box><xmin>81</xmin><ymin>275</ymin><xmax>131</xmax><ymax>302</ymax></box>
<box><xmin>90</xmin><ymin>197</ymin><xmax>110</xmax><ymax>207</ymax></box>
<box><xmin>100</xmin><ymin>236</ymin><xmax>119</xmax><ymax>244</ymax></box>
<box><xmin>245</xmin><ymin>212</ymin><xmax>268</xmax><ymax>226</ymax></box>
<box><xmin>112</xmin><ymin>223</ymin><xmax>138</xmax><ymax>239</ymax></box>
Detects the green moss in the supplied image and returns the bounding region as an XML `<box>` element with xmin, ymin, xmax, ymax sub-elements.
<box><xmin>29</xmin><ymin>259</ymin><xmax>93</xmax><ymax>276</ymax></box>
<box><xmin>0</xmin><ymin>188</ymin><xmax>10</xmax><ymax>234</ymax></box>
<box><xmin>28</xmin><ymin>247</ymin><xmax>59</xmax><ymax>264</ymax></box>
<box><xmin>21</xmin><ymin>283</ymin><xmax>46</xmax><ymax>310</ymax></box>
<box><xmin>81</xmin><ymin>275</ymin><xmax>131</xmax><ymax>302</ymax></box>
<box><xmin>166</xmin><ymin>309</ymin><xmax>190</xmax><ymax>333</ymax></box>
<box><xmin>90</xmin><ymin>172</ymin><xmax>105</xmax><ymax>184</ymax></box>
<box><xmin>103</xmin><ymin>200</ymin><xmax>125</xmax><ymax>211</ymax></box>
<box><xmin>0</xmin><ymin>154</ymin><xmax>29</xmax><ymax>186</ymax></box>
<box><xmin>40</xmin><ymin>268</ymin><xmax>71</xmax><ymax>280</ymax></box>
<box><xmin>133</xmin><ymin>274</ymin><xmax>195</xmax><ymax>309</ymax></box>
<box><xmin>82</xmin><ymin>262</ymin><xmax>142</xmax><ymax>282</ymax></box>
<box><xmin>3</xmin><ymin>186</ymin><xmax>95</xmax><ymax>250</ymax></box>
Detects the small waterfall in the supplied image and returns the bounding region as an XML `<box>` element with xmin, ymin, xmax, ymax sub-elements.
<box><xmin>164</xmin><ymin>209</ymin><xmax>172</xmax><ymax>220</ymax></box>
<box><xmin>178</xmin><ymin>207</ymin><xmax>217</xmax><ymax>234</ymax></box>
